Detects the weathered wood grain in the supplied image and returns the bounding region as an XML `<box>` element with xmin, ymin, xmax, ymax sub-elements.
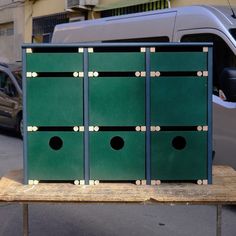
<box><xmin>0</xmin><ymin>166</ymin><xmax>235</xmax><ymax>204</ymax></box>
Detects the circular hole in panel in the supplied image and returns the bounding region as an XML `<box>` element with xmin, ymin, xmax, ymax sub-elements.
<box><xmin>110</xmin><ymin>136</ymin><xmax>125</xmax><ymax>150</ymax></box>
<box><xmin>49</xmin><ymin>136</ymin><xmax>63</xmax><ymax>151</ymax></box>
<box><xmin>172</xmin><ymin>136</ymin><xmax>186</xmax><ymax>150</ymax></box>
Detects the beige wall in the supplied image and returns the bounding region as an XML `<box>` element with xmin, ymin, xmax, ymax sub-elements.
<box><xmin>172</xmin><ymin>0</ymin><xmax>236</xmax><ymax>7</ymax></box>
<box><xmin>0</xmin><ymin>23</ymin><xmax>14</xmax><ymax>63</ymax></box>
<box><xmin>99</xmin><ymin>0</ymin><xmax>236</xmax><ymax>8</ymax></box>
<box><xmin>31</xmin><ymin>0</ymin><xmax>65</xmax><ymax>17</ymax></box>
<box><xmin>0</xmin><ymin>2</ymin><xmax>24</xmax><ymax>63</ymax></box>
<box><xmin>24</xmin><ymin>0</ymin><xmax>95</xmax><ymax>42</ymax></box>
<box><xmin>99</xmin><ymin>0</ymin><xmax>118</xmax><ymax>4</ymax></box>
<box><xmin>99</xmin><ymin>0</ymin><xmax>236</xmax><ymax>7</ymax></box>
<box><xmin>24</xmin><ymin>0</ymin><xmax>65</xmax><ymax>43</ymax></box>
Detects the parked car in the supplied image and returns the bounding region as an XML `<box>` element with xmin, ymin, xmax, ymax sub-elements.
<box><xmin>0</xmin><ymin>62</ymin><xmax>22</xmax><ymax>137</ymax></box>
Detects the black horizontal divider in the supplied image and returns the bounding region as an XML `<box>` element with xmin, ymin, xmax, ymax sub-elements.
<box><xmin>158</xmin><ymin>126</ymin><xmax>200</xmax><ymax>131</ymax></box>
<box><xmin>153</xmin><ymin>46</ymin><xmax>204</xmax><ymax>52</ymax></box>
<box><xmin>34</xmin><ymin>72</ymin><xmax>77</xmax><ymax>77</ymax></box>
<box><xmin>157</xmin><ymin>71</ymin><xmax>199</xmax><ymax>77</ymax></box>
<box><xmin>94</xmin><ymin>127</ymin><xmax>137</xmax><ymax>131</ymax></box>
<box><xmin>31</xmin><ymin>47</ymin><xmax>80</xmax><ymax>53</ymax></box>
<box><xmin>36</xmin><ymin>127</ymin><xmax>77</xmax><ymax>132</ymax></box>
<box><xmin>33</xmin><ymin>126</ymin><xmax>200</xmax><ymax>132</ymax></box>
<box><xmin>93</xmin><ymin>72</ymin><xmax>138</xmax><ymax>77</ymax></box>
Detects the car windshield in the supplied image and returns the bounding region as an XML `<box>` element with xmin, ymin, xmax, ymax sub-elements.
<box><xmin>13</xmin><ymin>71</ymin><xmax>22</xmax><ymax>88</ymax></box>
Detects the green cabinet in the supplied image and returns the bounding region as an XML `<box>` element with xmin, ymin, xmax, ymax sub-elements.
<box><xmin>151</xmin><ymin>132</ymin><xmax>208</xmax><ymax>181</ymax></box>
<box><xmin>89</xmin><ymin>52</ymin><xmax>145</xmax><ymax>72</ymax></box>
<box><xmin>150</xmin><ymin>49</ymin><xmax>210</xmax><ymax>181</ymax></box>
<box><xmin>26</xmin><ymin>53</ymin><xmax>83</xmax><ymax>72</ymax></box>
<box><xmin>28</xmin><ymin>132</ymin><xmax>83</xmax><ymax>181</ymax></box>
<box><xmin>27</xmin><ymin>77</ymin><xmax>83</xmax><ymax>126</ymax></box>
<box><xmin>90</xmin><ymin>132</ymin><xmax>145</xmax><ymax>180</ymax></box>
<box><xmin>150</xmin><ymin>50</ymin><xmax>208</xmax><ymax>126</ymax></box>
<box><xmin>89</xmin><ymin>51</ymin><xmax>146</xmax><ymax>126</ymax></box>
<box><xmin>89</xmin><ymin>77</ymin><xmax>145</xmax><ymax>126</ymax></box>
<box><xmin>151</xmin><ymin>76</ymin><xmax>207</xmax><ymax>126</ymax></box>
<box><xmin>150</xmin><ymin>51</ymin><xmax>207</xmax><ymax>72</ymax></box>
<box><xmin>24</xmin><ymin>44</ymin><xmax>212</xmax><ymax>184</ymax></box>
<box><xmin>25</xmin><ymin>48</ymin><xmax>84</xmax><ymax>182</ymax></box>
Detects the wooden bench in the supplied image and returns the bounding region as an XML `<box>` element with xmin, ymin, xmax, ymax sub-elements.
<box><xmin>0</xmin><ymin>165</ymin><xmax>235</xmax><ymax>236</ymax></box>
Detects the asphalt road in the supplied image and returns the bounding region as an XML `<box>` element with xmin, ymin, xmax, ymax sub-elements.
<box><xmin>0</xmin><ymin>126</ymin><xmax>235</xmax><ymax>236</ymax></box>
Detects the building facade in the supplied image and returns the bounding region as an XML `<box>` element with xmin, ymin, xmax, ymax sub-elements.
<box><xmin>0</xmin><ymin>0</ymin><xmax>24</xmax><ymax>63</ymax></box>
<box><xmin>0</xmin><ymin>0</ymin><xmax>236</xmax><ymax>63</ymax></box>
<box><xmin>172</xmin><ymin>0</ymin><xmax>236</xmax><ymax>7</ymax></box>
<box><xmin>24</xmin><ymin>0</ymin><xmax>88</xmax><ymax>44</ymax></box>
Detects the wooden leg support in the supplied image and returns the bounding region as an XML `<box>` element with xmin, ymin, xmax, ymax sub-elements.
<box><xmin>23</xmin><ymin>204</ymin><xmax>29</xmax><ymax>236</ymax></box>
<box><xmin>216</xmin><ymin>205</ymin><xmax>222</xmax><ymax>236</ymax></box>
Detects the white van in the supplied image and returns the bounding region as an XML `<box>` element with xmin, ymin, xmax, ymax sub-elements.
<box><xmin>52</xmin><ymin>5</ymin><xmax>236</xmax><ymax>167</ymax></box>
<box><xmin>52</xmin><ymin>5</ymin><xmax>236</xmax><ymax>103</ymax></box>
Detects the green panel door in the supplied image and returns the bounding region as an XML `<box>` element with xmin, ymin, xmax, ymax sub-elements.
<box><xmin>26</xmin><ymin>53</ymin><xmax>83</xmax><ymax>72</ymax></box>
<box><xmin>89</xmin><ymin>52</ymin><xmax>145</xmax><ymax>71</ymax></box>
<box><xmin>89</xmin><ymin>77</ymin><xmax>145</xmax><ymax>126</ymax></box>
<box><xmin>27</xmin><ymin>77</ymin><xmax>83</xmax><ymax>126</ymax></box>
<box><xmin>151</xmin><ymin>77</ymin><xmax>207</xmax><ymax>126</ymax></box>
<box><xmin>151</xmin><ymin>131</ymin><xmax>207</xmax><ymax>181</ymax></box>
<box><xmin>90</xmin><ymin>132</ymin><xmax>145</xmax><ymax>180</ymax></box>
<box><xmin>150</xmin><ymin>52</ymin><xmax>207</xmax><ymax>71</ymax></box>
<box><xmin>28</xmin><ymin>132</ymin><xmax>83</xmax><ymax>181</ymax></box>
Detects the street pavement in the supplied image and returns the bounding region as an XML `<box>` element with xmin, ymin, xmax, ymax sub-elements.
<box><xmin>0</xmin><ymin>128</ymin><xmax>235</xmax><ymax>236</ymax></box>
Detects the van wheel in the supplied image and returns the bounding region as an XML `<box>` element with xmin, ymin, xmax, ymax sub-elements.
<box><xmin>17</xmin><ymin>115</ymin><xmax>23</xmax><ymax>139</ymax></box>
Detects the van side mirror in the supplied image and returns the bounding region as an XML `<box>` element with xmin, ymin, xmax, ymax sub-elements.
<box><xmin>220</xmin><ymin>68</ymin><xmax>236</xmax><ymax>102</ymax></box>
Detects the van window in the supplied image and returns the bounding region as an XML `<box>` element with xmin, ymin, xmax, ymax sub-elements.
<box><xmin>13</xmin><ymin>71</ymin><xmax>22</xmax><ymax>88</ymax></box>
<box><xmin>103</xmin><ymin>36</ymin><xmax>169</xmax><ymax>43</ymax></box>
<box><xmin>0</xmin><ymin>72</ymin><xmax>17</xmax><ymax>97</ymax></box>
<box><xmin>181</xmin><ymin>33</ymin><xmax>236</xmax><ymax>93</ymax></box>
<box><xmin>229</xmin><ymin>28</ymin><xmax>236</xmax><ymax>40</ymax></box>
<box><xmin>0</xmin><ymin>71</ymin><xmax>8</xmax><ymax>91</ymax></box>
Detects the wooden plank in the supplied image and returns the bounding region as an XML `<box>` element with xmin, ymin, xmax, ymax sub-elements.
<box><xmin>212</xmin><ymin>165</ymin><xmax>236</xmax><ymax>176</ymax></box>
<box><xmin>0</xmin><ymin>166</ymin><xmax>235</xmax><ymax>204</ymax></box>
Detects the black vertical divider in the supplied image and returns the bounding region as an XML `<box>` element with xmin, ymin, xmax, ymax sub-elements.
<box><xmin>207</xmin><ymin>47</ymin><xmax>213</xmax><ymax>184</ymax></box>
<box><xmin>23</xmin><ymin>48</ymin><xmax>28</xmax><ymax>184</ymax></box>
<box><xmin>145</xmin><ymin>48</ymin><xmax>151</xmax><ymax>185</ymax></box>
<box><xmin>84</xmin><ymin>48</ymin><xmax>89</xmax><ymax>185</ymax></box>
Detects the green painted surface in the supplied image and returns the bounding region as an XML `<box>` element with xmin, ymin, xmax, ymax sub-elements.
<box><xmin>90</xmin><ymin>132</ymin><xmax>145</xmax><ymax>180</ymax></box>
<box><xmin>89</xmin><ymin>77</ymin><xmax>145</xmax><ymax>126</ymax></box>
<box><xmin>26</xmin><ymin>53</ymin><xmax>83</xmax><ymax>72</ymax></box>
<box><xmin>25</xmin><ymin>45</ymin><xmax>210</xmax><ymax>182</ymax></box>
<box><xmin>89</xmin><ymin>52</ymin><xmax>145</xmax><ymax>71</ymax></box>
<box><xmin>151</xmin><ymin>77</ymin><xmax>207</xmax><ymax>126</ymax></box>
<box><xmin>151</xmin><ymin>52</ymin><xmax>207</xmax><ymax>71</ymax></box>
<box><xmin>151</xmin><ymin>132</ymin><xmax>207</xmax><ymax>180</ymax></box>
<box><xmin>27</xmin><ymin>77</ymin><xmax>83</xmax><ymax>126</ymax></box>
<box><xmin>28</xmin><ymin>132</ymin><xmax>83</xmax><ymax>181</ymax></box>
